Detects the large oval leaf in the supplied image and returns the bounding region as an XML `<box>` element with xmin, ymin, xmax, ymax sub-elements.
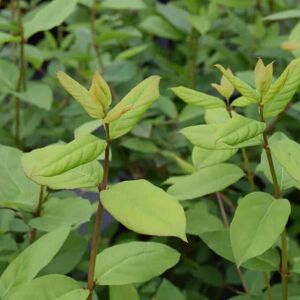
<box><xmin>230</xmin><ymin>192</ymin><xmax>290</xmax><ymax>266</ymax></box>
<box><xmin>167</xmin><ymin>163</ymin><xmax>244</xmax><ymax>200</ymax></box>
<box><xmin>94</xmin><ymin>241</ymin><xmax>180</xmax><ymax>285</ymax></box>
<box><xmin>101</xmin><ymin>180</ymin><xmax>186</xmax><ymax>241</ymax></box>
<box><xmin>29</xmin><ymin>197</ymin><xmax>93</xmax><ymax>232</ymax></box>
<box><xmin>8</xmin><ymin>274</ymin><xmax>88</xmax><ymax>300</ymax></box>
<box><xmin>22</xmin><ymin>135</ymin><xmax>105</xmax><ymax>187</ymax></box>
<box><xmin>172</xmin><ymin>86</ymin><xmax>225</xmax><ymax>109</ymax></box>
<box><xmin>0</xmin><ymin>227</ymin><xmax>70</xmax><ymax>298</ymax></box>
<box><xmin>109</xmin><ymin>285</ymin><xmax>140</xmax><ymax>300</ymax></box>
<box><xmin>105</xmin><ymin>76</ymin><xmax>160</xmax><ymax>139</ymax></box>
<box><xmin>24</xmin><ymin>0</ymin><xmax>79</xmax><ymax>39</ymax></box>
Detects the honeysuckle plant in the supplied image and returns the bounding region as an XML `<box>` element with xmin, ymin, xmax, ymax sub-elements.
<box><xmin>0</xmin><ymin>72</ymin><xmax>187</xmax><ymax>300</ymax></box>
<box><xmin>170</xmin><ymin>58</ymin><xmax>300</xmax><ymax>300</ymax></box>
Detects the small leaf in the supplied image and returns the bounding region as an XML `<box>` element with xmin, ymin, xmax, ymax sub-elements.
<box><xmin>0</xmin><ymin>227</ymin><xmax>70</xmax><ymax>298</ymax></box>
<box><xmin>109</xmin><ymin>285</ymin><xmax>140</xmax><ymax>300</ymax></box>
<box><xmin>101</xmin><ymin>180</ymin><xmax>186</xmax><ymax>241</ymax></box>
<box><xmin>106</xmin><ymin>76</ymin><xmax>160</xmax><ymax>139</ymax></box>
<box><xmin>172</xmin><ymin>86</ymin><xmax>225</xmax><ymax>108</ymax></box>
<box><xmin>254</xmin><ymin>58</ymin><xmax>273</xmax><ymax>96</ymax></box>
<box><xmin>215</xmin><ymin>64</ymin><xmax>260</xmax><ymax>103</ymax></box>
<box><xmin>57</xmin><ymin>71</ymin><xmax>104</xmax><ymax>119</ymax></box>
<box><xmin>230</xmin><ymin>192</ymin><xmax>290</xmax><ymax>266</ymax></box>
<box><xmin>102</xmin><ymin>0</ymin><xmax>146</xmax><ymax>10</ymax></box>
<box><xmin>167</xmin><ymin>163</ymin><xmax>244</xmax><ymax>200</ymax></box>
<box><xmin>7</xmin><ymin>274</ymin><xmax>88</xmax><ymax>300</ymax></box>
<box><xmin>22</xmin><ymin>135</ymin><xmax>105</xmax><ymax>186</ymax></box>
<box><xmin>89</xmin><ymin>71</ymin><xmax>112</xmax><ymax>114</ymax></box>
<box><xmin>94</xmin><ymin>241</ymin><xmax>180</xmax><ymax>285</ymax></box>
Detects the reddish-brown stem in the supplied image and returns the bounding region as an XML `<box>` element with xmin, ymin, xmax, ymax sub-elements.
<box><xmin>29</xmin><ymin>186</ymin><xmax>44</xmax><ymax>243</ymax></box>
<box><xmin>87</xmin><ymin>124</ymin><xmax>110</xmax><ymax>299</ymax></box>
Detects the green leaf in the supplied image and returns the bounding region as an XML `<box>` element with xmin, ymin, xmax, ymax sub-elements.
<box><xmin>156</xmin><ymin>279</ymin><xmax>185</xmax><ymax>300</ymax></box>
<box><xmin>269</xmin><ymin>136</ymin><xmax>300</xmax><ymax>183</ymax></box>
<box><xmin>7</xmin><ymin>274</ymin><xmax>88</xmax><ymax>300</ymax></box>
<box><xmin>192</xmin><ymin>147</ymin><xmax>237</xmax><ymax>169</ymax></box>
<box><xmin>121</xmin><ymin>137</ymin><xmax>158</xmax><ymax>154</ymax></box>
<box><xmin>186</xmin><ymin>207</ymin><xmax>224</xmax><ymax>235</ymax></box>
<box><xmin>215</xmin><ymin>65</ymin><xmax>260</xmax><ymax>103</ymax></box>
<box><xmin>264</xmin><ymin>10</ymin><xmax>300</xmax><ymax>21</ymax></box>
<box><xmin>167</xmin><ymin>163</ymin><xmax>244</xmax><ymax>200</ymax></box>
<box><xmin>116</xmin><ymin>45</ymin><xmax>148</xmax><ymax>60</ymax></box>
<box><xmin>94</xmin><ymin>241</ymin><xmax>180</xmax><ymax>285</ymax></box>
<box><xmin>109</xmin><ymin>285</ymin><xmax>140</xmax><ymax>300</ymax></box>
<box><xmin>287</xmin><ymin>23</ymin><xmax>300</xmax><ymax>58</ymax></box>
<box><xmin>0</xmin><ymin>32</ymin><xmax>20</xmax><ymax>45</ymax></box>
<box><xmin>181</xmin><ymin>114</ymin><xmax>265</xmax><ymax>149</ymax></box>
<box><xmin>172</xmin><ymin>86</ymin><xmax>225</xmax><ymax>108</ymax></box>
<box><xmin>264</xmin><ymin>58</ymin><xmax>300</xmax><ymax>118</ymax></box>
<box><xmin>0</xmin><ymin>227</ymin><xmax>70</xmax><ymax>298</ymax></box>
<box><xmin>257</xmin><ymin>132</ymin><xmax>300</xmax><ymax>190</ymax></box>
<box><xmin>189</xmin><ymin>14</ymin><xmax>210</xmax><ymax>36</ymax></box>
<box><xmin>74</xmin><ymin>120</ymin><xmax>103</xmax><ymax>137</ymax></box>
<box><xmin>230</xmin><ymin>192</ymin><xmax>290</xmax><ymax>266</ymax></box>
<box><xmin>24</xmin><ymin>0</ymin><xmax>79</xmax><ymax>38</ymax></box>
<box><xmin>29</xmin><ymin>197</ymin><xmax>93</xmax><ymax>231</ymax></box>
<box><xmin>101</xmin><ymin>180</ymin><xmax>186</xmax><ymax>241</ymax></box>
<box><xmin>200</xmin><ymin>229</ymin><xmax>280</xmax><ymax>271</ymax></box>
<box><xmin>212</xmin><ymin>0</ymin><xmax>256</xmax><ymax>8</ymax></box>
<box><xmin>57</xmin><ymin>71</ymin><xmax>104</xmax><ymax>119</ymax></box>
<box><xmin>22</xmin><ymin>135</ymin><xmax>105</xmax><ymax>188</ymax></box>
<box><xmin>0</xmin><ymin>145</ymin><xmax>39</xmax><ymax>212</ymax></box>
<box><xmin>139</xmin><ymin>16</ymin><xmax>184</xmax><ymax>41</ymax></box>
<box><xmin>106</xmin><ymin>76</ymin><xmax>160</xmax><ymax>139</ymax></box>
<box><xmin>101</xmin><ymin>0</ymin><xmax>146</xmax><ymax>10</ymax></box>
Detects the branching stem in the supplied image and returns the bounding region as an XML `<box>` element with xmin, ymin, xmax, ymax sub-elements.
<box><xmin>87</xmin><ymin>124</ymin><xmax>110</xmax><ymax>300</ymax></box>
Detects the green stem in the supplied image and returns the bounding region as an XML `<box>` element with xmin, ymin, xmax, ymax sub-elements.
<box><xmin>29</xmin><ymin>186</ymin><xmax>44</xmax><ymax>244</ymax></box>
<box><xmin>259</xmin><ymin>105</ymin><xmax>288</xmax><ymax>300</ymax></box>
<box><xmin>87</xmin><ymin>124</ymin><xmax>110</xmax><ymax>300</ymax></box>
<box><xmin>187</xmin><ymin>29</ymin><xmax>198</xmax><ymax>88</ymax></box>
<box><xmin>264</xmin><ymin>272</ymin><xmax>274</xmax><ymax>300</ymax></box>
<box><xmin>14</xmin><ymin>0</ymin><xmax>26</xmax><ymax>147</ymax></box>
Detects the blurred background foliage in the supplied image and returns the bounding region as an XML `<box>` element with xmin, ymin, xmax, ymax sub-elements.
<box><xmin>1</xmin><ymin>0</ymin><xmax>300</xmax><ymax>299</ymax></box>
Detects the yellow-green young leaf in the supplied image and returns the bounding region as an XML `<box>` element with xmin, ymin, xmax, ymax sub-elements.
<box><xmin>167</xmin><ymin>163</ymin><xmax>244</xmax><ymax>200</ymax></box>
<box><xmin>105</xmin><ymin>76</ymin><xmax>160</xmax><ymax>139</ymax></box>
<box><xmin>181</xmin><ymin>115</ymin><xmax>265</xmax><ymax>150</ymax></box>
<box><xmin>192</xmin><ymin>147</ymin><xmax>237</xmax><ymax>169</ymax></box>
<box><xmin>231</xmin><ymin>96</ymin><xmax>253</xmax><ymax>107</ymax></box>
<box><xmin>215</xmin><ymin>64</ymin><xmax>260</xmax><ymax>103</ymax></box>
<box><xmin>0</xmin><ymin>227</ymin><xmax>70</xmax><ymax>298</ymax></box>
<box><xmin>101</xmin><ymin>180</ymin><xmax>186</xmax><ymax>241</ymax></box>
<box><xmin>254</xmin><ymin>58</ymin><xmax>273</xmax><ymax>95</ymax></box>
<box><xmin>215</xmin><ymin>114</ymin><xmax>265</xmax><ymax>146</ymax></box>
<box><xmin>89</xmin><ymin>71</ymin><xmax>112</xmax><ymax>114</ymax></box>
<box><xmin>7</xmin><ymin>274</ymin><xmax>89</xmax><ymax>300</ymax></box>
<box><xmin>230</xmin><ymin>192</ymin><xmax>290</xmax><ymax>266</ymax></box>
<box><xmin>172</xmin><ymin>86</ymin><xmax>225</xmax><ymax>108</ymax></box>
<box><xmin>94</xmin><ymin>242</ymin><xmax>180</xmax><ymax>285</ymax></box>
<box><xmin>269</xmin><ymin>137</ymin><xmax>300</xmax><ymax>183</ymax></box>
<box><xmin>264</xmin><ymin>58</ymin><xmax>300</xmax><ymax>117</ymax></box>
<box><xmin>262</xmin><ymin>67</ymin><xmax>289</xmax><ymax>104</ymax></box>
<box><xmin>109</xmin><ymin>285</ymin><xmax>140</xmax><ymax>300</ymax></box>
<box><xmin>22</xmin><ymin>135</ymin><xmax>105</xmax><ymax>180</ymax></box>
<box><xmin>212</xmin><ymin>73</ymin><xmax>234</xmax><ymax>100</ymax></box>
<box><xmin>57</xmin><ymin>71</ymin><xmax>104</xmax><ymax>119</ymax></box>
<box><xmin>161</xmin><ymin>150</ymin><xmax>195</xmax><ymax>174</ymax></box>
